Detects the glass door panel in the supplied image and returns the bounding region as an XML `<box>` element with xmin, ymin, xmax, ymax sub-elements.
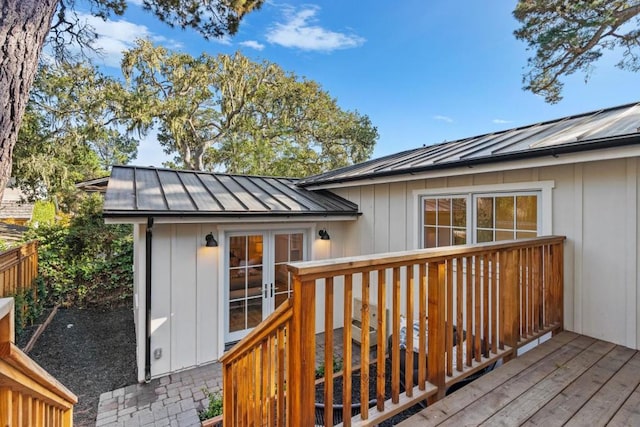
<box><xmin>272</xmin><ymin>232</ymin><xmax>304</xmax><ymax>312</ymax></box>
<box><xmin>225</xmin><ymin>230</ymin><xmax>306</xmax><ymax>343</ymax></box>
<box><xmin>227</xmin><ymin>234</ymin><xmax>264</xmax><ymax>339</ymax></box>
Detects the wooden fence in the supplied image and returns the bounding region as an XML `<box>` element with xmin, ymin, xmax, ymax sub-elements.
<box><xmin>0</xmin><ymin>240</ymin><xmax>39</xmax><ymax>298</ymax></box>
<box><xmin>221</xmin><ymin>236</ymin><xmax>565</xmax><ymax>426</ymax></box>
<box><xmin>0</xmin><ymin>297</ymin><xmax>77</xmax><ymax>426</ymax></box>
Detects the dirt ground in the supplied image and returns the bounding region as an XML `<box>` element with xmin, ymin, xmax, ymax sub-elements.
<box><xmin>24</xmin><ymin>304</ymin><xmax>137</xmax><ymax>426</ymax></box>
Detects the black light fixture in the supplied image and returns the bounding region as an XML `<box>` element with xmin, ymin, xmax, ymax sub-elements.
<box><xmin>318</xmin><ymin>228</ymin><xmax>330</xmax><ymax>241</ymax></box>
<box><xmin>205</xmin><ymin>232</ymin><xmax>218</xmax><ymax>247</ymax></box>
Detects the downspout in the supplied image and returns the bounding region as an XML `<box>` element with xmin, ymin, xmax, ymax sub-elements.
<box><xmin>145</xmin><ymin>217</ymin><xmax>154</xmax><ymax>382</ymax></box>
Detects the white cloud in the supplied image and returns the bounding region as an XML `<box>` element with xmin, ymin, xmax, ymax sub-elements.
<box><xmin>75</xmin><ymin>13</ymin><xmax>182</xmax><ymax>68</ymax></box>
<box><xmin>266</xmin><ymin>5</ymin><xmax>365</xmax><ymax>51</ymax></box>
<box><xmin>127</xmin><ymin>0</ymin><xmax>145</xmax><ymax>6</ymax></box>
<box><xmin>239</xmin><ymin>40</ymin><xmax>265</xmax><ymax>51</ymax></box>
<box><xmin>433</xmin><ymin>115</ymin><xmax>454</xmax><ymax>123</ymax></box>
<box><xmin>492</xmin><ymin>119</ymin><xmax>513</xmax><ymax>124</ymax></box>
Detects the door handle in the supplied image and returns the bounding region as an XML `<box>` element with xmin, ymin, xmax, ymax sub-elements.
<box><xmin>270</xmin><ymin>283</ymin><xmax>274</xmax><ymax>298</ymax></box>
<box><xmin>264</xmin><ymin>284</ymin><xmax>268</xmax><ymax>299</ymax></box>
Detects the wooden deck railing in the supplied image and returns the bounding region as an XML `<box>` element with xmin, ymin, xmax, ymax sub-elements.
<box><xmin>220</xmin><ymin>299</ymin><xmax>293</xmax><ymax>426</ymax></box>
<box><xmin>222</xmin><ymin>236</ymin><xmax>565</xmax><ymax>426</ymax></box>
<box><xmin>0</xmin><ymin>297</ymin><xmax>77</xmax><ymax>426</ymax></box>
<box><xmin>0</xmin><ymin>240</ymin><xmax>39</xmax><ymax>298</ymax></box>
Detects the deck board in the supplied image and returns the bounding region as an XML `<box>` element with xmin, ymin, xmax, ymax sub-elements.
<box><xmin>480</xmin><ymin>339</ymin><xmax>615</xmax><ymax>426</ymax></box>
<box><xmin>564</xmin><ymin>351</ymin><xmax>640</xmax><ymax>427</ymax></box>
<box><xmin>398</xmin><ymin>332</ymin><xmax>640</xmax><ymax>427</ymax></box>
<box><xmin>523</xmin><ymin>345</ymin><xmax>636</xmax><ymax>426</ymax></box>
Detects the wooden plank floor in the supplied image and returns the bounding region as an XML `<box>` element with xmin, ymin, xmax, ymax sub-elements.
<box><xmin>398</xmin><ymin>332</ymin><xmax>640</xmax><ymax>427</ymax></box>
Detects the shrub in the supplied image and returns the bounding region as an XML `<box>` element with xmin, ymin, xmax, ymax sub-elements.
<box><xmin>24</xmin><ymin>194</ymin><xmax>133</xmax><ymax>307</ymax></box>
<box><xmin>31</xmin><ymin>200</ymin><xmax>56</xmax><ymax>226</ymax></box>
<box><xmin>11</xmin><ymin>278</ymin><xmax>46</xmax><ymax>334</ymax></box>
<box><xmin>199</xmin><ymin>389</ymin><xmax>223</xmax><ymax>421</ymax></box>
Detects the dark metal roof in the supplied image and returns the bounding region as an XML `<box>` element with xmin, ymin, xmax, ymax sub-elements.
<box><xmin>298</xmin><ymin>102</ymin><xmax>640</xmax><ymax>187</ymax></box>
<box><xmin>103</xmin><ymin>166</ymin><xmax>359</xmax><ymax>218</ymax></box>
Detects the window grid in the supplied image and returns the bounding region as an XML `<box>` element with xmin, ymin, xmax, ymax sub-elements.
<box><xmin>421</xmin><ymin>192</ymin><xmax>539</xmax><ymax>248</ymax></box>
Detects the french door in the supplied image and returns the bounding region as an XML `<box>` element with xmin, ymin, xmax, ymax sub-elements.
<box><xmin>225</xmin><ymin>230</ymin><xmax>305</xmax><ymax>342</ymax></box>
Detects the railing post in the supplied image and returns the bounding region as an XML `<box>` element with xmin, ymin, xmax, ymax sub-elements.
<box><xmin>427</xmin><ymin>262</ymin><xmax>446</xmax><ymax>403</ymax></box>
<box><xmin>502</xmin><ymin>249</ymin><xmax>520</xmax><ymax>360</ymax></box>
<box><xmin>289</xmin><ymin>275</ymin><xmax>316</xmax><ymax>426</ymax></box>
<box><xmin>551</xmin><ymin>242</ymin><xmax>564</xmax><ymax>332</ymax></box>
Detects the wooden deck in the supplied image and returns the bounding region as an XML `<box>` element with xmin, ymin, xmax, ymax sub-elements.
<box><xmin>398</xmin><ymin>331</ymin><xmax>640</xmax><ymax>427</ymax></box>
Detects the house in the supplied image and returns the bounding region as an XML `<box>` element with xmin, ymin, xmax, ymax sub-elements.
<box><xmin>0</xmin><ymin>186</ymin><xmax>34</xmax><ymax>226</ymax></box>
<box><xmin>103</xmin><ymin>101</ymin><xmax>640</xmax><ymax>384</ymax></box>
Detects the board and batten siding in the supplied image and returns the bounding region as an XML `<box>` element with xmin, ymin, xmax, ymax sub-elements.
<box><xmin>132</xmin><ymin>221</ymin><xmax>350</xmax><ymax>381</ymax></box>
<box><xmin>332</xmin><ymin>157</ymin><xmax>640</xmax><ymax>350</ymax></box>
<box><xmin>133</xmin><ymin>223</ymin><xmax>218</xmax><ymax>382</ymax></box>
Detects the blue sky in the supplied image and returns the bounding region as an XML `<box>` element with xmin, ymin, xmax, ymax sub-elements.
<box><xmin>77</xmin><ymin>1</ymin><xmax>640</xmax><ymax>167</ymax></box>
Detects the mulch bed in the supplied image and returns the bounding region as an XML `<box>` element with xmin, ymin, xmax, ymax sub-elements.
<box><xmin>20</xmin><ymin>303</ymin><xmax>137</xmax><ymax>427</ymax></box>
<box><xmin>315</xmin><ymin>359</ymin><xmax>424</xmax><ymax>426</ymax></box>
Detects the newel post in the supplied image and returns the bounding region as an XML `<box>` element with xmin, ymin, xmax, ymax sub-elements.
<box><xmin>501</xmin><ymin>249</ymin><xmax>520</xmax><ymax>360</ymax></box>
<box><xmin>289</xmin><ymin>274</ymin><xmax>316</xmax><ymax>425</ymax></box>
<box><xmin>427</xmin><ymin>262</ymin><xmax>446</xmax><ymax>403</ymax></box>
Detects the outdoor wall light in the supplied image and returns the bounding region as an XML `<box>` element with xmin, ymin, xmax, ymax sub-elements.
<box><xmin>318</xmin><ymin>229</ymin><xmax>330</xmax><ymax>241</ymax></box>
<box><xmin>205</xmin><ymin>232</ymin><xmax>218</xmax><ymax>247</ymax></box>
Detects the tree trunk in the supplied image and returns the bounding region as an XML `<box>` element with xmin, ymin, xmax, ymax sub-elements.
<box><xmin>0</xmin><ymin>0</ymin><xmax>59</xmax><ymax>200</ymax></box>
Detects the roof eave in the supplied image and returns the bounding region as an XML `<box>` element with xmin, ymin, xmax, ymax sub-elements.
<box><xmin>102</xmin><ymin>210</ymin><xmax>361</xmax><ymax>219</ymax></box>
<box><xmin>298</xmin><ymin>133</ymin><xmax>640</xmax><ymax>188</ymax></box>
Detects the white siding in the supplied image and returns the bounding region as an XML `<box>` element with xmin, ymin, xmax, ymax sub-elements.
<box><xmin>135</xmin><ymin>220</ymin><xmax>352</xmax><ymax>380</ymax></box>
<box><xmin>138</xmin><ymin>223</ymin><xmax>220</xmax><ymax>380</ymax></box>
<box><xmin>133</xmin><ymin>224</ymin><xmax>145</xmax><ymax>383</ymax></box>
<box><xmin>150</xmin><ymin>225</ymin><xmax>172</xmax><ymax>377</ymax></box>
<box><xmin>335</xmin><ymin>157</ymin><xmax>640</xmax><ymax>350</ymax></box>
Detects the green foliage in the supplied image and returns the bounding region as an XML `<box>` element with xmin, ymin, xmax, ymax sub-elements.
<box><xmin>11</xmin><ymin>280</ymin><xmax>46</xmax><ymax>335</ymax></box>
<box><xmin>513</xmin><ymin>1</ymin><xmax>640</xmax><ymax>103</ymax></box>
<box><xmin>31</xmin><ymin>201</ymin><xmax>56</xmax><ymax>226</ymax></box>
<box><xmin>122</xmin><ymin>40</ymin><xmax>378</xmax><ymax>176</ymax></box>
<box><xmin>25</xmin><ymin>194</ymin><xmax>133</xmax><ymax>307</ymax></box>
<box><xmin>14</xmin><ymin>61</ymin><xmax>136</xmax><ymax>210</ymax></box>
<box><xmin>315</xmin><ymin>355</ymin><xmax>344</xmax><ymax>379</ymax></box>
<box><xmin>199</xmin><ymin>389</ymin><xmax>223</xmax><ymax>421</ymax></box>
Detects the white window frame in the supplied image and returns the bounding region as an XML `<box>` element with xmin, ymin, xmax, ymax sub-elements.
<box><xmin>413</xmin><ymin>181</ymin><xmax>554</xmax><ymax>249</ymax></box>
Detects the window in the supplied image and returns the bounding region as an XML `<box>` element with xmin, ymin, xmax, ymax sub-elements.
<box><xmin>476</xmin><ymin>194</ymin><xmax>538</xmax><ymax>242</ymax></box>
<box><xmin>423</xmin><ymin>197</ymin><xmax>467</xmax><ymax>247</ymax></box>
<box><xmin>422</xmin><ymin>192</ymin><xmax>540</xmax><ymax>248</ymax></box>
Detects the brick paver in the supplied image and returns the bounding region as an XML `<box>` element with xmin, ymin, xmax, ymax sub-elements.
<box><xmin>96</xmin><ymin>328</ymin><xmax>367</xmax><ymax>426</ymax></box>
<box><xmin>96</xmin><ymin>363</ymin><xmax>223</xmax><ymax>427</ymax></box>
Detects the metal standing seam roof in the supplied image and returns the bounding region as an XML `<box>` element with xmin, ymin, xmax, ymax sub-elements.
<box><xmin>298</xmin><ymin>101</ymin><xmax>640</xmax><ymax>187</ymax></box>
<box><xmin>103</xmin><ymin>166</ymin><xmax>359</xmax><ymax>217</ymax></box>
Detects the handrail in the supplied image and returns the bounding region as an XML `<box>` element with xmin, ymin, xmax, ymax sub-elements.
<box><xmin>0</xmin><ymin>297</ymin><xmax>77</xmax><ymax>426</ymax></box>
<box><xmin>288</xmin><ymin>236</ymin><xmax>565</xmax><ymax>279</ymax></box>
<box><xmin>223</xmin><ymin>236</ymin><xmax>566</xmax><ymax>427</ymax></box>
<box><xmin>220</xmin><ymin>298</ymin><xmax>292</xmax><ymax>363</ymax></box>
<box><xmin>0</xmin><ymin>342</ymin><xmax>77</xmax><ymax>405</ymax></box>
<box><xmin>221</xmin><ymin>298</ymin><xmax>293</xmax><ymax>426</ymax></box>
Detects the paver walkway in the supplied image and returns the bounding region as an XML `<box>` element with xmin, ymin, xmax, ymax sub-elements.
<box><xmin>96</xmin><ymin>328</ymin><xmax>365</xmax><ymax>426</ymax></box>
<box><xmin>96</xmin><ymin>363</ymin><xmax>222</xmax><ymax>427</ymax></box>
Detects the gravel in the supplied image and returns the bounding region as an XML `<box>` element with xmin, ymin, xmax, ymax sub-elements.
<box><xmin>25</xmin><ymin>304</ymin><xmax>137</xmax><ymax>426</ymax></box>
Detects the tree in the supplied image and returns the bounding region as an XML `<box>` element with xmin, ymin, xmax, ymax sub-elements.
<box><xmin>13</xmin><ymin>61</ymin><xmax>135</xmax><ymax>210</ymax></box>
<box><xmin>514</xmin><ymin>1</ymin><xmax>640</xmax><ymax>103</ymax></box>
<box><xmin>0</xmin><ymin>0</ymin><xmax>264</xmax><ymax>201</ymax></box>
<box><xmin>123</xmin><ymin>40</ymin><xmax>378</xmax><ymax>176</ymax></box>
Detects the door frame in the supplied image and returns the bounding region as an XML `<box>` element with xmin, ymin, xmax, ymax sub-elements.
<box><xmin>218</xmin><ymin>223</ymin><xmax>314</xmax><ymax>346</ymax></box>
